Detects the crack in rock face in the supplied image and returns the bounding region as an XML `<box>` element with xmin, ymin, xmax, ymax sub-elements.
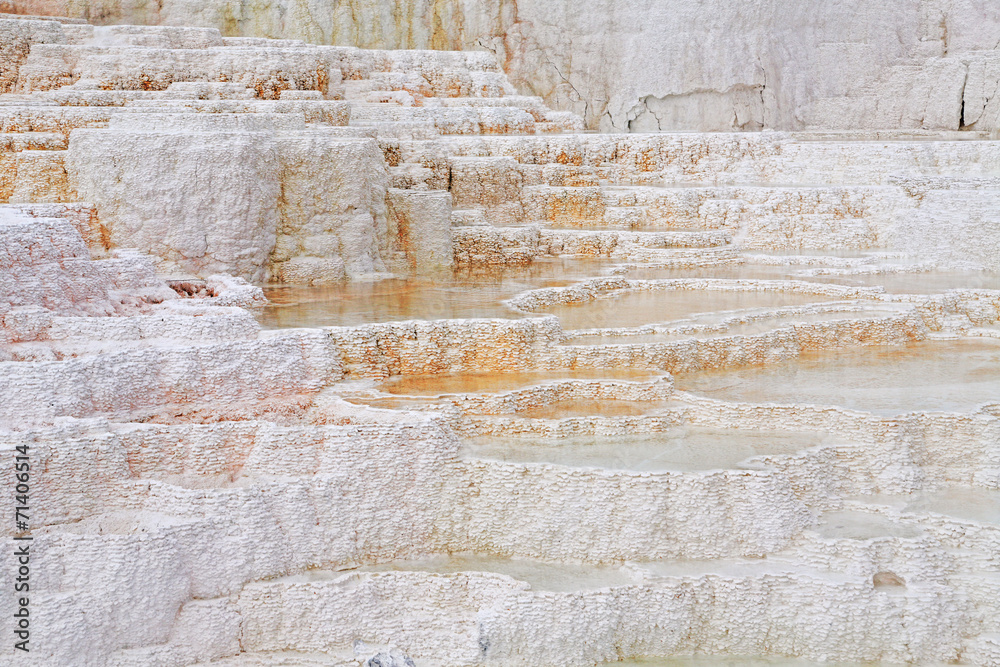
<box><xmin>3</xmin><ymin>5</ymin><xmax>1000</xmax><ymax>667</ymax></box>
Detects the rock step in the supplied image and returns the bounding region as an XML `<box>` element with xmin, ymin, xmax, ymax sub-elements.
<box><xmin>397</xmin><ymin>132</ymin><xmax>1000</xmax><ymax>186</ymax></box>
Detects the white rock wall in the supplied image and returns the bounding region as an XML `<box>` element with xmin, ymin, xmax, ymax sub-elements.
<box><xmin>13</xmin><ymin>0</ymin><xmax>1000</xmax><ymax>131</ymax></box>
<box><xmin>65</xmin><ymin>115</ymin><xmax>393</xmax><ymax>282</ymax></box>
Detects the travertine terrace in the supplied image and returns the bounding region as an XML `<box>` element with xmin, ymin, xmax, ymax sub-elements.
<box><xmin>2</xmin><ymin>7</ymin><xmax>1000</xmax><ymax>667</ymax></box>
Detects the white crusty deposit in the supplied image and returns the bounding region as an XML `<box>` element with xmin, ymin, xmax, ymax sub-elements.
<box><xmin>2</xmin><ymin>7</ymin><xmax>1000</xmax><ymax>667</ymax></box>
<box><xmin>13</xmin><ymin>0</ymin><xmax>1000</xmax><ymax>133</ymax></box>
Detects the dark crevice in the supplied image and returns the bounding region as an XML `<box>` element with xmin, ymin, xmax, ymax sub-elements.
<box><xmin>958</xmin><ymin>66</ymin><xmax>969</xmax><ymax>129</ymax></box>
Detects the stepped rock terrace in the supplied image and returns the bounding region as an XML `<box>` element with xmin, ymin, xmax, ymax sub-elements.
<box><xmin>1</xmin><ymin>7</ymin><xmax>1000</xmax><ymax>667</ymax></box>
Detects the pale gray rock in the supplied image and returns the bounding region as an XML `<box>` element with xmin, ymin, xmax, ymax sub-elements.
<box><xmin>15</xmin><ymin>0</ymin><xmax>1000</xmax><ymax>132</ymax></box>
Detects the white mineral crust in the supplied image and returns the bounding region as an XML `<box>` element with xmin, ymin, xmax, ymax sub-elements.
<box><xmin>1</xmin><ymin>5</ymin><xmax>1000</xmax><ymax>667</ymax></box>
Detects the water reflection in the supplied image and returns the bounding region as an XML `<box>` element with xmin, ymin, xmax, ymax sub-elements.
<box><xmin>543</xmin><ymin>289</ymin><xmax>832</xmax><ymax>330</ymax></box>
<box><xmin>466</xmin><ymin>427</ymin><xmax>841</xmax><ymax>472</ymax></box>
<box><xmin>601</xmin><ymin>657</ymin><xmax>906</xmax><ymax>667</ymax></box>
<box><xmin>675</xmin><ymin>338</ymin><xmax>1000</xmax><ymax>416</ymax></box>
<box><xmin>861</xmin><ymin>486</ymin><xmax>1000</xmax><ymax>525</ymax></box>
<box><xmin>256</xmin><ymin>258</ymin><xmax>613</xmax><ymax>328</ymax></box>
<box><xmin>357</xmin><ymin>553</ymin><xmax>637</xmax><ymax>591</ymax></box>
<box><xmin>379</xmin><ymin>368</ymin><xmax>660</xmax><ymax>396</ymax></box>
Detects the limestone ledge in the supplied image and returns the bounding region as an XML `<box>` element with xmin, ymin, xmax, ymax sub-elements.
<box><xmin>3</xmin><ymin>9</ymin><xmax>1000</xmax><ymax>667</ymax></box>
<box><xmin>0</xmin><ymin>401</ymin><xmax>997</xmax><ymax>664</ymax></box>
<box><xmin>16</xmin><ymin>0</ymin><xmax>1000</xmax><ymax>138</ymax></box>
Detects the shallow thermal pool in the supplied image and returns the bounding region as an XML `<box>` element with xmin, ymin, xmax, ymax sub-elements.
<box><xmin>623</xmin><ymin>263</ymin><xmax>841</xmax><ymax>283</ymax></box>
<box><xmin>512</xmin><ymin>398</ymin><xmax>680</xmax><ymax>419</ymax></box>
<box><xmin>674</xmin><ymin>338</ymin><xmax>1000</xmax><ymax>416</ymax></box>
<box><xmin>256</xmin><ymin>258</ymin><xmax>612</xmax><ymax>328</ymax></box>
<box><xmin>860</xmin><ymin>486</ymin><xmax>1000</xmax><ymax>525</ymax></box>
<box><xmin>356</xmin><ymin>553</ymin><xmax>638</xmax><ymax>591</ymax></box>
<box><xmin>344</xmin><ymin>395</ymin><xmax>679</xmax><ymax>415</ymax></box>
<box><xmin>562</xmin><ymin>306</ymin><xmax>909</xmax><ymax>345</ymax></box>
<box><xmin>378</xmin><ymin>368</ymin><xmax>661</xmax><ymax>396</ymax></box>
<box><xmin>540</xmin><ymin>288</ymin><xmax>839</xmax><ymax>330</ymax></box>
<box><xmin>465</xmin><ymin>427</ymin><xmax>841</xmax><ymax>472</ymax></box>
<box><xmin>807</xmin><ymin>269</ymin><xmax>1000</xmax><ymax>294</ymax></box>
<box><xmin>625</xmin><ymin>257</ymin><xmax>1000</xmax><ymax>295</ymax></box>
<box><xmin>812</xmin><ymin>510</ymin><xmax>923</xmax><ymax>540</ymax></box>
<box><xmin>600</xmin><ymin>656</ymin><xmax>910</xmax><ymax>666</ymax></box>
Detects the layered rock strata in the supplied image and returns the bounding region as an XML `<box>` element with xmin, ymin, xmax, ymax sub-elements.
<box><xmin>11</xmin><ymin>1</ymin><xmax>1000</xmax><ymax>133</ymax></box>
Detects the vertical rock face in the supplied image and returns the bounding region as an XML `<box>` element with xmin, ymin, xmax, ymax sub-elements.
<box><xmin>387</xmin><ymin>189</ymin><xmax>454</xmax><ymax>273</ymax></box>
<box><xmin>11</xmin><ymin>0</ymin><xmax>1000</xmax><ymax>132</ymax></box>
<box><xmin>0</xmin><ymin>17</ymin><xmax>65</xmax><ymax>93</ymax></box>
<box><xmin>64</xmin><ymin>112</ymin><xmax>392</xmax><ymax>283</ymax></box>
<box><xmin>275</xmin><ymin>133</ymin><xmax>392</xmax><ymax>281</ymax></box>
<box><xmin>66</xmin><ymin>117</ymin><xmax>284</xmax><ymax>281</ymax></box>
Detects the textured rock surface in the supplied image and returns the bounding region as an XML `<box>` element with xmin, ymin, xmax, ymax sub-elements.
<box><xmin>2</xmin><ymin>7</ymin><xmax>1000</xmax><ymax>667</ymax></box>
<box><xmin>11</xmin><ymin>0</ymin><xmax>1000</xmax><ymax>132</ymax></box>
